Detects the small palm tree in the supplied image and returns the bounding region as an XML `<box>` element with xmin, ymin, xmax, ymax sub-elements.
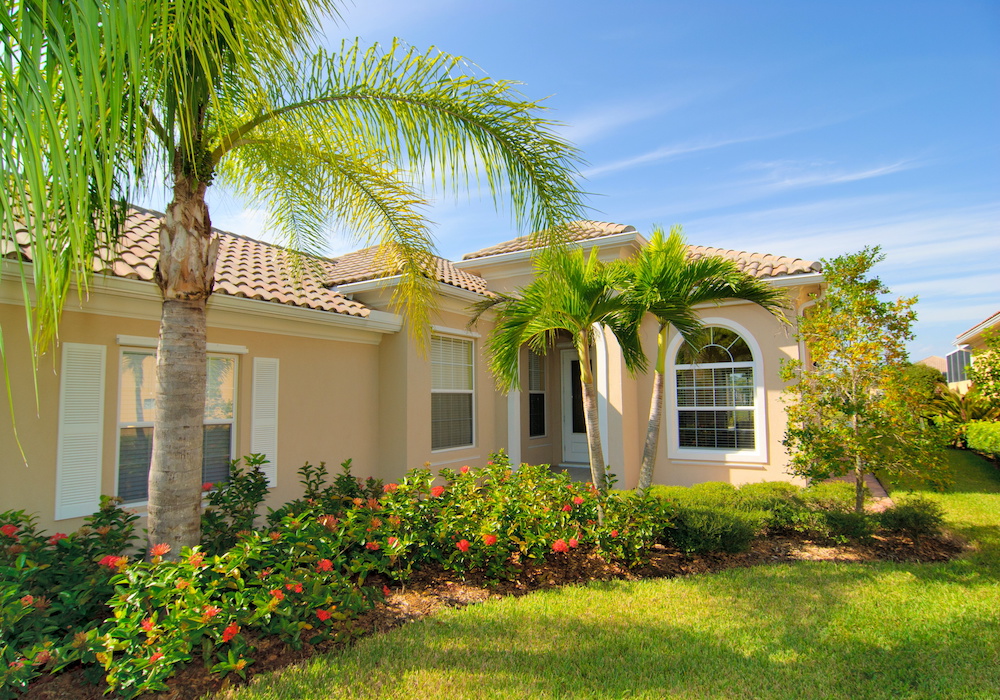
<box><xmin>3</xmin><ymin>1</ymin><xmax>585</xmax><ymax>554</ymax></box>
<box><xmin>620</xmin><ymin>226</ymin><xmax>787</xmax><ymax>492</ymax></box>
<box><xmin>477</xmin><ymin>248</ymin><xmax>645</xmax><ymax>492</ymax></box>
<box><xmin>928</xmin><ymin>385</ymin><xmax>1000</xmax><ymax>446</ymax></box>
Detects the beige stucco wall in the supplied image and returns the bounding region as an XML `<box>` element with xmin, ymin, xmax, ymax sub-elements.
<box><xmin>0</xmin><ymin>279</ymin><xmax>386</xmax><ymax>534</ymax></box>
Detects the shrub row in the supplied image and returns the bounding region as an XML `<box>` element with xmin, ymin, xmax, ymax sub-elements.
<box><xmin>966</xmin><ymin>421</ymin><xmax>1000</xmax><ymax>460</ymax></box>
<box><xmin>1</xmin><ymin>457</ymin><xmax>946</xmax><ymax>697</ymax></box>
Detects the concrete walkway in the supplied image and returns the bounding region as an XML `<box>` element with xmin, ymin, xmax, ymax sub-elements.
<box><xmin>825</xmin><ymin>472</ymin><xmax>894</xmax><ymax>511</ymax></box>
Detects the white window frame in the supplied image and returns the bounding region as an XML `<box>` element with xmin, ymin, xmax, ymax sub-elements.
<box><xmin>430</xmin><ymin>334</ymin><xmax>476</xmax><ymax>452</ymax></box>
<box><xmin>115</xmin><ymin>348</ymin><xmax>239</xmax><ymax>506</ymax></box>
<box><xmin>665</xmin><ymin>318</ymin><xmax>768</xmax><ymax>464</ymax></box>
<box><xmin>527</xmin><ymin>349</ymin><xmax>547</xmax><ymax>438</ymax></box>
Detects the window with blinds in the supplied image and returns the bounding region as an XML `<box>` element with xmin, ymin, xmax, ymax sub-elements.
<box><xmin>674</xmin><ymin>327</ymin><xmax>756</xmax><ymax>451</ymax></box>
<box><xmin>431</xmin><ymin>336</ymin><xmax>474</xmax><ymax>450</ymax></box>
<box><xmin>527</xmin><ymin>349</ymin><xmax>546</xmax><ymax>437</ymax></box>
<box><xmin>117</xmin><ymin>350</ymin><xmax>236</xmax><ymax>503</ymax></box>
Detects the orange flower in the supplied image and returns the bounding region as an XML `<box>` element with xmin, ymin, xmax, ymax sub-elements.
<box><xmin>149</xmin><ymin>651</ymin><xmax>164</xmax><ymax>664</ymax></box>
<box><xmin>187</xmin><ymin>552</ymin><xmax>205</xmax><ymax>567</ymax></box>
<box><xmin>149</xmin><ymin>543</ymin><xmax>171</xmax><ymax>557</ymax></box>
<box><xmin>201</xmin><ymin>605</ymin><xmax>222</xmax><ymax>622</ymax></box>
<box><xmin>365</xmin><ymin>541</ymin><xmax>380</xmax><ymax>551</ymax></box>
<box><xmin>315</xmin><ymin>608</ymin><xmax>332</xmax><ymax>621</ymax></box>
<box><xmin>573</xmin><ymin>496</ymin><xmax>584</xmax><ymax>505</ymax></box>
<box><xmin>316</xmin><ymin>558</ymin><xmax>333</xmax><ymax>572</ymax></box>
<box><xmin>456</xmin><ymin>539</ymin><xmax>470</xmax><ymax>553</ymax></box>
<box><xmin>222</xmin><ymin>623</ymin><xmax>239</xmax><ymax>643</ymax></box>
<box><xmin>568</xmin><ymin>538</ymin><xmax>579</xmax><ymax>548</ymax></box>
<box><xmin>482</xmin><ymin>534</ymin><xmax>498</xmax><ymax>546</ymax></box>
<box><xmin>141</xmin><ymin>617</ymin><xmax>154</xmax><ymax>632</ymax></box>
<box><xmin>610</xmin><ymin>530</ymin><xmax>619</xmax><ymax>538</ymax></box>
<box><xmin>19</xmin><ymin>594</ymin><xmax>33</xmax><ymax>606</ymax></box>
<box><xmin>269</xmin><ymin>589</ymin><xmax>285</xmax><ymax>601</ymax></box>
<box><xmin>387</xmin><ymin>536</ymin><xmax>399</xmax><ymax>547</ymax></box>
<box><xmin>551</xmin><ymin>539</ymin><xmax>569</xmax><ymax>553</ymax></box>
<box><xmin>561</xmin><ymin>504</ymin><xmax>572</xmax><ymax>512</ymax></box>
<box><xmin>460</xmin><ymin>465</ymin><xmax>470</xmax><ymax>474</ymax></box>
<box><xmin>383</xmin><ymin>483</ymin><xmax>399</xmax><ymax>493</ymax></box>
<box><xmin>431</xmin><ymin>486</ymin><xmax>445</xmax><ymax>497</ymax></box>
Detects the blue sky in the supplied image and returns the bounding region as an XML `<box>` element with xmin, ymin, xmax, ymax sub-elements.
<box><xmin>146</xmin><ymin>1</ymin><xmax>999</xmax><ymax>359</ymax></box>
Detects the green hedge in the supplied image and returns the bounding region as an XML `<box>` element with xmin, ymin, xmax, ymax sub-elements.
<box><xmin>966</xmin><ymin>421</ymin><xmax>1000</xmax><ymax>459</ymax></box>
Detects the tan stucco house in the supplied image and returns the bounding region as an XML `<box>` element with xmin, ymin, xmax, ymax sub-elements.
<box><xmin>1</xmin><ymin>210</ymin><xmax>824</xmax><ymax>533</ymax></box>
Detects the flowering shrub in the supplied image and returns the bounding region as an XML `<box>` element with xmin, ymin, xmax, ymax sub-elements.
<box><xmin>0</xmin><ymin>497</ymin><xmax>137</xmax><ymax>697</ymax></box>
<box><xmin>201</xmin><ymin>454</ymin><xmax>271</xmax><ymax>555</ymax></box>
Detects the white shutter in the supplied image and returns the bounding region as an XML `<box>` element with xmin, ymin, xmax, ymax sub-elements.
<box><xmin>55</xmin><ymin>343</ymin><xmax>106</xmax><ymax>520</ymax></box>
<box><xmin>251</xmin><ymin>357</ymin><xmax>279</xmax><ymax>487</ymax></box>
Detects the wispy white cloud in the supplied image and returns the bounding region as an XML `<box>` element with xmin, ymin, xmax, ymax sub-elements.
<box><xmin>747</xmin><ymin>159</ymin><xmax>923</xmax><ymax>191</ymax></box>
<box><xmin>559</xmin><ymin>94</ymin><xmax>705</xmax><ymax>146</ymax></box>
<box><xmin>582</xmin><ymin>135</ymin><xmax>769</xmax><ymax>179</ymax></box>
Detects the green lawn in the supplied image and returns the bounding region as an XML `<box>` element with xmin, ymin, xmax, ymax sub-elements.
<box><xmin>220</xmin><ymin>451</ymin><xmax>1000</xmax><ymax>700</ymax></box>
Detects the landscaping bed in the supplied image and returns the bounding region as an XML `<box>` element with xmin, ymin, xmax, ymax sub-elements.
<box><xmin>19</xmin><ymin>528</ymin><xmax>963</xmax><ymax>700</ymax></box>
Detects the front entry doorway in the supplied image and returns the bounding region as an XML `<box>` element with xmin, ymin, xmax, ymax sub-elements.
<box><xmin>560</xmin><ymin>349</ymin><xmax>589</xmax><ymax>464</ymax></box>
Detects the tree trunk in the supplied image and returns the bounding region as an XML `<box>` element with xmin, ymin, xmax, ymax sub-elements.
<box><xmin>851</xmin><ymin>408</ymin><xmax>865</xmax><ymax>514</ymax></box>
<box><xmin>147</xmin><ymin>174</ymin><xmax>219</xmax><ymax>557</ymax></box>
<box><xmin>638</xmin><ymin>323</ymin><xmax>668</xmax><ymax>492</ymax></box>
<box><xmin>577</xmin><ymin>339</ymin><xmax>606</xmax><ymax>492</ymax></box>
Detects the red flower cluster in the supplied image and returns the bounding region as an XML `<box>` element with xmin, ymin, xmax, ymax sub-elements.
<box><xmin>285</xmin><ymin>582</ymin><xmax>303</xmax><ymax>593</ymax></box>
<box><xmin>482</xmin><ymin>534</ymin><xmax>498</xmax><ymax>546</ymax></box>
<box><xmin>202</xmin><ymin>482</ymin><xmax>214</xmax><ymax>492</ymax></box>
<box><xmin>269</xmin><ymin>589</ymin><xmax>285</xmax><ymax>601</ymax></box>
<box><xmin>561</xmin><ymin>504</ymin><xmax>572</xmax><ymax>512</ymax></box>
<box><xmin>460</xmin><ymin>465</ymin><xmax>470</xmax><ymax>474</ymax></box>
<box><xmin>317</xmin><ymin>515</ymin><xmax>339</xmax><ymax>531</ymax></box>
<box><xmin>316</xmin><ymin>558</ymin><xmax>333</xmax><ymax>572</ymax></box>
<box><xmin>610</xmin><ymin>530</ymin><xmax>619</xmax><ymax>538</ymax></box>
<box><xmin>149</xmin><ymin>543</ymin><xmax>171</xmax><ymax>557</ymax></box>
<box><xmin>568</xmin><ymin>538</ymin><xmax>579</xmax><ymax>548</ymax></box>
<box><xmin>141</xmin><ymin>617</ymin><xmax>155</xmax><ymax>632</ymax></box>
<box><xmin>387</xmin><ymin>536</ymin><xmax>399</xmax><ymax>547</ymax></box>
<box><xmin>20</xmin><ymin>595</ymin><xmax>33</xmax><ymax>606</ymax></box>
<box><xmin>149</xmin><ymin>651</ymin><xmax>164</xmax><ymax>664</ymax></box>
<box><xmin>47</xmin><ymin>533</ymin><xmax>68</xmax><ymax>545</ymax></box>
<box><xmin>573</xmin><ymin>496</ymin><xmax>584</xmax><ymax>505</ymax></box>
<box><xmin>383</xmin><ymin>585</ymin><xmax>392</xmax><ymax>597</ymax></box>
<box><xmin>456</xmin><ymin>539</ymin><xmax>470</xmax><ymax>552</ymax></box>
<box><xmin>383</xmin><ymin>483</ymin><xmax>399</xmax><ymax>494</ymax></box>
<box><xmin>315</xmin><ymin>608</ymin><xmax>332</xmax><ymax>621</ymax></box>
<box><xmin>551</xmin><ymin>539</ymin><xmax>569</xmax><ymax>553</ymax></box>
<box><xmin>187</xmin><ymin>552</ymin><xmax>205</xmax><ymax>567</ymax></box>
<box><xmin>1</xmin><ymin>524</ymin><xmax>18</xmax><ymax>538</ymax></box>
<box><xmin>430</xmin><ymin>485</ymin><xmax>445</xmax><ymax>498</ymax></box>
<box><xmin>222</xmin><ymin>623</ymin><xmax>240</xmax><ymax>643</ymax></box>
<box><xmin>98</xmin><ymin>555</ymin><xmax>127</xmax><ymax>569</ymax></box>
<box><xmin>201</xmin><ymin>605</ymin><xmax>222</xmax><ymax>622</ymax></box>
<box><xmin>365</xmin><ymin>541</ymin><xmax>380</xmax><ymax>551</ymax></box>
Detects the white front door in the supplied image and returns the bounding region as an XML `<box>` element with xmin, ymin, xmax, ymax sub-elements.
<box><xmin>561</xmin><ymin>349</ymin><xmax>590</xmax><ymax>464</ymax></box>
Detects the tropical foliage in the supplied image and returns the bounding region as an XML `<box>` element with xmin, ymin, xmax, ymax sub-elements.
<box><xmin>967</xmin><ymin>328</ymin><xmax>1000</xmax><ymax>402</ymax></box>
<box><xmin>475</xmin><ymin>249</ymin><xmax>645</xmax><ymax>491</ymax></box>
<box><xmin>618</xmin><ymin>225</ymin><xmax>787</xmax><ymax>491</ymax></box>
<box><xmin>2</xmin><ymin>0</ymin><xmax>585</xmax><ymax>554</ymax></box>
<box><xmin>781</xmin><ymin>248</ymin><xmax>947</xmax><ymax>512</ymax></box>
<box><xmin>926</xmin><ymin>385</ymin><xmax>999</xmax><ymax>446</ymax></box>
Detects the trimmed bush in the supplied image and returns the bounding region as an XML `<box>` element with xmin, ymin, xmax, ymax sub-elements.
<box><xmin>666</xmin><ymin>506</ymin><xmax>757</xmax><ymax>554</ymax></box>
<box><xmin>798</xmin><ymin>481</ymin><xmax>859</xmax><ymax>512</ymax></box>
<box><xmin>878</xmin><ymin>495</ymin><xmax>945</xmax><ymax>537</ymax></box>
<box><xmin>821</xmin><ymin>510</ymin><xmax>876</xmax><ymax>541</ymax></box>
<box><xmin>737</xmin><ymin>482</ymin><xmax>804</xmax><ymax>531</ymax></box>
<box><xmin>966</xmin><ymin>421</ymin><xmax>1000</xmax><ymax>459</ymax></box>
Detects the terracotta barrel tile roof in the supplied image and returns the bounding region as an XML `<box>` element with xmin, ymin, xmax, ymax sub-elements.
<box><xmin>326</xmin><ymin>246</ymin><xmax>490</xmax><ymax>296</ymax></box>
<box><xmin>686</xmin><ymin>245</ymin><xmax>822</xmax><ymax>279</ymax></box>
<box><xmin>461</xmin><ymin>220</ymin><xmax>637</xmax><ymax>260</ymax></box>
<box><xmin>7</xmin><ymin>207</ymin><xmax>370</xmax><ymax>317</ymax></box>
<box><xmin>461</xmin><ymin>220</ymin><xmax>822</xmax><ymax>281</ymax></box>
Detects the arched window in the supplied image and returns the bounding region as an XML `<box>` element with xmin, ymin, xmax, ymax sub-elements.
<box><xmin>674</xmin><ymin>327</ymin><xmax>757</xmax><ymax>451</ymax></box>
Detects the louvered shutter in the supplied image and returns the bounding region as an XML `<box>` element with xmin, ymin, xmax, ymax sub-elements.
<box><xmin>55</xmin><ymin>343</ymin><xmax>106</xmax><ymax>520</ymax></box>
<box><xmin>251</xmin><ymin>358</ymin><xmax>279</xmax><ymax>487</ymax></box>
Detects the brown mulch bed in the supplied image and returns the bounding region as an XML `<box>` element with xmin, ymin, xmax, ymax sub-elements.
<box><xmin>21</xmin><ymin>531</ymin><xmax>965</xmax><ymax>700</ymax></box>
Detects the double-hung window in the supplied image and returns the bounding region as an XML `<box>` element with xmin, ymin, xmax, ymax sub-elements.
<box><xmin>117</xmin><ymin>350</ymin><xmax>236</xmax><ymax>503</ymax></box>
<box><xmin>675</xmin><ymin>327</ymin><xmax>756</xmax><ymax>451</ymax></box>
<box><xmin>431</xmin><ymin>336</ymin><xmax>474</xmax><ymax>450</ymax></box>
<box><xmin>527</xmin><ymin>350</ymin><xmax>546</xmax><ymax>437</ymax></box>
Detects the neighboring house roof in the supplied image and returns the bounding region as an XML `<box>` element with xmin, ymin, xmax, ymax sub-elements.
<box><xmin>955</xmin><ymin>309</ymin><xmax>1000</xmax><ymax>347</ymax></box>
<box><xmin>461</xmin><ymin>220</ymin><xmax>822</xmax><ymax>280</ymax></box>
<box><xmin>917</xmin><ymin>355</ymin><xmax>947</xmax><ymax>373</ymax></box>
<box><xmin>4</xmin><ymin>207</ymin><xmax>370</xmax><ymax>317</ymax></box>
<box><xmin>461</xmin><ymin>220</ymin><xmax>637</xmax><ymax>260</ymax></box>
<box><xmin>326</xmin><ymin>246</ymin><xmax>490</xmax><ymax>296</ymax></box>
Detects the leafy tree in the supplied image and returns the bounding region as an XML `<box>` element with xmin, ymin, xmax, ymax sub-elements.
<box><xmin>619</xmin><ymin>226</ymin><xmax>787</xmax><ymax>492</ymax></box>
<box><xmin>781</xmin><ymin>248</ymin><xmax>946</xmax><ymax>512</ymax></box>
<box><xmin>476</xmin><ymin>249</ymin><xmax>645</xmax><ymax>492</ymax></box>
<box><xmin>903</xmin><ymin>362</ymin><xmax>946</xmax><ymax>403</ymax></box>
<box><xmin>2</xmin><ymin>1</ymin><xmax>585</xmax><ymax>555</ymax></box>
<box><xmin>967</xmin><ymin>328</ymin><xmax>1000</xmax><ymax>403</ymax></box>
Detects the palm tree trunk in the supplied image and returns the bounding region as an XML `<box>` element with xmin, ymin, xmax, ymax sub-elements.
<box><xmin>577</xmin><ymin>339</ymin><xmax>606</xmax><ymax>492</ymax></box>
<box><xmin>147</xmin><ymin>174</ymin><xmax>219</xmax><ymax>557</ymax></box>
<box><xmin>638</xmin><ymin>323</ymin><xmax>668</xmax><ymax>492</ymax></box>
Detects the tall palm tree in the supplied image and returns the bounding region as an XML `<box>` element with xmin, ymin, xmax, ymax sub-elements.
<box><xmin>2</xmin><ymin>1</ymin><xmax>585</xmax><ymax>555</ymax></box>
<box><xmin>620</xmin><ymin>226</ymin><xmax>787</xmax><ymax>492</ymax></box>
<box><xmin>477</xmin><ymin>248</ymin><xmax>645</xmax><ymax>492</ymax></box>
